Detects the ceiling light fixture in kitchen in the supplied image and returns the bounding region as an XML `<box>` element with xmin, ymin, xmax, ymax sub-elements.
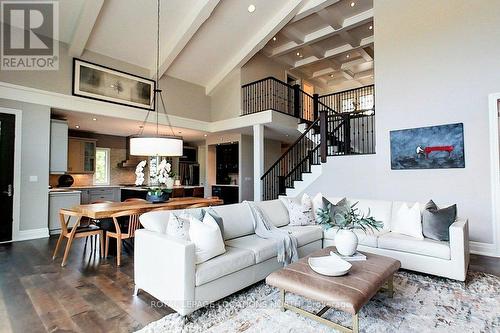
<box><xmin>129</xmin><ymin>0</ymin><xmax>183</xmax><ymax>157</ymax></box>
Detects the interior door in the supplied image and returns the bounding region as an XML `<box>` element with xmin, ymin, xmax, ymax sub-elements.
<box><xmin>0</xmin><ymin>113</ymin><xmax>15</xmax><ymax>242</ymax></box>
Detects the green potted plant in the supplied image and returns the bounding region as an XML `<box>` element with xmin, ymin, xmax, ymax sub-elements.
<box><xmin>317</xmin><ymin>201</ymin><xmax>383</xmax><ymax>256</ymax></box>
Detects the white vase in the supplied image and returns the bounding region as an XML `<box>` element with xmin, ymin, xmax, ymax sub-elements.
<box><xmin>335</xmin><ymin>229</ymin><xmax>358</xmax><ymax>256</ymax></box>
<box><xmin>165</xmin><ymin>178</ymin><xmax>175</xmax><ymax>189</ymax></box>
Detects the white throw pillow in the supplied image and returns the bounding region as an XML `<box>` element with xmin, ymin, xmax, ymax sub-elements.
<box><xmin>166</xmin><ymin>213</ymin><xmax>190</xmax><ymax>240</ymax></box>
<box><xmin>188</xmin><ymin>213</ymin><xmax>226</xmax><ymax>264</ymax></box>
<box><xmin>391</xmin><ymin>202</ymin><xmax>424</xmax><ymax>239</ymax></box>
<box><xmin>286</xmin><ymin>194</ymin><xmax>316</xmax><ymax>225</ymax></box>
<box><xmin>312</xmin><ymin>192</ymin><xmax>325</xmax><ymax>219</ymax></box>
<box><xmin>139</xmin><ymin>211</ymin><xmax>170</xmax><ymax>234</ymax></box>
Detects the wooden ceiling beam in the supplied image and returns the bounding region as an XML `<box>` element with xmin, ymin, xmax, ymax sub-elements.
<box><xmin>68</xmin><ymin>0</ymin><xmax>105</xmax><ymax>57</ymax></box>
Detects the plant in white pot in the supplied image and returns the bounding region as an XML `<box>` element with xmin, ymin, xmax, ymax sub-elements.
<box><xmin>317</xmin><ymin>202</ymin><xmax>383</xmax><ymax>256</ymax></box>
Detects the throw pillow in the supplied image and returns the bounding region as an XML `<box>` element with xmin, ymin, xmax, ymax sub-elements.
<box><xmin>188</xmin><ymin>213</ymin><xmax>226</xmax><ymax>264</ymax></box>
<box><xmin>422</xmin><ymin>200</ymin><xmax>457</xmax><ymax>241</ymax></box>
<box><xmin>286</xmin><ymin>199</ymin><xmax>316</xmax><ymax>225</ymax></box>
<box><xmin>312</xmin><ymin>192</ymin><xmax>325</xmax><ymax>219</ymax></box>
<box><xmin>203</xmin><ymin>207</ymin><xmax>225</xmax><ymax>236</ymax></box>
<box><xmin>391</xmin><ymin>202</ymin><xmax>424</xmax><ymax>239</ymax></box>
<box><xmin>139</xmin><ymin>210</ymin><xmax>170</xmax><ymax>234</ymax></box>
<box><xmin>322</xmin><ymin>197</ymin><xmax>349</xmax><ymax>223</ymax></box>
<box><xmin>166</xmin><ymin>212</ymin><xmax>189</xmax><ymax>239</ymax></box>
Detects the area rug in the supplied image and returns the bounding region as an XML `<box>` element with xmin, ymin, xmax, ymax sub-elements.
<box><xmin>137</xmin><ymin>271</ymin><xmax>500</xmax><ymax>333</ymax></box>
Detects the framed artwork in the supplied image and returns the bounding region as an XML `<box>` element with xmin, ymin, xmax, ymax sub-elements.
<box><xmin>72</xmin><ymin>58</ymin><xmax>155</xmax><ymax>110</ymax></box>
<box><xmin>390</xmin><ymin>123</ymin><xmax>465</xmax><ymax>170</ymax></box>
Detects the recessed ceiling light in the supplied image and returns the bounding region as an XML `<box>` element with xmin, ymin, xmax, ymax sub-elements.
<box><xmin>346</xmin><ymin>54</ymin><xmax>350</xmax><ymax>58</ymax></box>
<box><xmin>247</xmin><ymin>4</ymin><xmax>256</xmax><ymax>13</ymax></box>
<box><xmin>139</xmin><ymin>125</ymin><xmax>144</xmax><ymax>129</ymax></box>
<box><xmin>178</xmin><ymin>131</ymin><xmax>182</xmax><ymax>134</ymax></box>
<box><xmin>369</xmin><ymin>25</ymin><xmax>373</xmax><ymax>30</ymax></box>
<box><xmin>296</xmin><ymin>52</ymin><xmax>300</xmax><ymax>56</ymax></box>
<box><xmin>350</xmin><ymin>2</ymin><xmax>355</xmax><ymax>7</ymax></box>
<box><xmin>92</xmin><ymin>117</ymin><xmax>97</xmax><ymax>121</ymax></box>
<box><xmin>272</xmin><ymin>37</ymin><xmax>277</xmax><ymax>41</ymax></box>
<box><xmin>204</xmin><ymin>134</ymin><xmax>208</xmax><ymax>137</ymax></box>
<box><xmin>75</xmin><ymin>125</ymin><xmax>80</xmax><ymax>129</ymax></box>
<box><xmin>330</xmin><ymin>74</ymin><xmax>334</xmax><ymax>78</ymax></box>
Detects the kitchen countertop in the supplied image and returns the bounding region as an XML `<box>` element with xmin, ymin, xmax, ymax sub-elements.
<box><xmin>212</xmin><ymin>184</ymin><xmax>239</xmax><ymax>187</ymax></box>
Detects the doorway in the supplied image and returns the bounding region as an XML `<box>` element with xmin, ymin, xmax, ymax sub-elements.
<box><xmin>0</xmin><ymin>113</ymin><xmax>15</xmax><ymax>242</ymax></box>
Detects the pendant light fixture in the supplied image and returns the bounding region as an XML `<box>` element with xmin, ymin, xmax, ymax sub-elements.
<box><xmin>129</xmin><ymin>0</ymin><xmax>183</xmax><ymax>157</ymax></box>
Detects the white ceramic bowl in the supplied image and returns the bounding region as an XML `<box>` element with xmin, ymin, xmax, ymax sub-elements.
<box><xmin>308</xmin><ymin>255</ymin><xmax>352</xmax><ymax>276</ymax></box>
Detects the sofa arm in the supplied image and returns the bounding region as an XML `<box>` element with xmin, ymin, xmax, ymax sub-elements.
<box><xmin>134</xmin><ymin>229</ymin><xmax>196</xmax><ymax>315</ymax></box>
<box><xmin>449</xmin><ymin>217</ymin><xmax>470</xmax><ymax>279</ymax></box>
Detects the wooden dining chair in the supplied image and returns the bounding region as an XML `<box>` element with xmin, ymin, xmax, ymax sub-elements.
<box><xmin>106</xmin><ymin>210</ymin><xmax>141</xmax><ymax>266</ymax></box>
<box><xmin>83</xmin><ymin>200</ymin><xmax>114</xmax><ymax>249</ymax></box>
<box><xmin>53</xmin><ymin>209</ymin><xmax>104</xmax><ymax>267</ymax></box>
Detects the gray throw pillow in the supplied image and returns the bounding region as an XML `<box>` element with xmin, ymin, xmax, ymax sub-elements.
<box><xmin>203</xmin><ymin>208</ymin><xmax>224</xmax><ymax>235</ymax></box>
<box><xmin>322</xmin><ymin>197</ymin><xmax>350</xmax><ymax>223</ymax></box>
<box><xmin>422</xmin><ymin>200</ymin><xmax>457</xmax><ymax>241</ymax></box>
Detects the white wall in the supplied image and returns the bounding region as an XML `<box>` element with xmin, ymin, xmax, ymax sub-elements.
<box><xmin>0</xmin><ymin>41</ymin><xmax>211</xmax><ymax>122</ymax></box>
<box><xmin>0</xmin><ymin>99</ymin><xmax>50</xmax><ymax>234</ymax></box>
<box><xmin>240</xmin><ymin>135</ymin><xmax>254</xmax><ymax>201</ymax></box>
<box><xmin>210</xmin><ymin>69</ymin><xmax>242</xmax><ymax>121</ymax></box>
<box><xmin>303</xmin><ymin>0</ymin><xmax>500</xmax><ymax>248</ymax></box>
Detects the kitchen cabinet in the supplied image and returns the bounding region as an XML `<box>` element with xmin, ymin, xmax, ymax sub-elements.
<box><xmin>216</xmin><ymin>143</ymin><xmax>239</xmax><ymax>184</ymax></box>
<box><xmin>50</xmin><ymin>120</ymin><xmax>68</xmax><ymax>174</ymax></box>
<box><xmin>79</xmin><ymin>187</ymin><xmax>121</xmax><ymax>204</ymax></box>
<box><xmin>49</xmin><ymin>190</ymin><xmax>81</xmax><ymax>235</ymax></box>
<box><xmin>68</xmin><ymin>137</ymin><xmax>97</xmax><ymax>174</ymax></box>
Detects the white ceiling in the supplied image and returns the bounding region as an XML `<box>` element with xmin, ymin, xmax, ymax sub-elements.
<box><xmin>262</xmin><ymin>0</ymin><xmax>374</xmax><ymax>92</ymax></box>
<box><xmin>51</xmin><ymin>109</ymin><xmax>208</xmax><ymax>143</ymax></box>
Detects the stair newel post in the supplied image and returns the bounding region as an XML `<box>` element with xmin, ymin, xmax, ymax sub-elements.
<box><xmin>313</xmin><ymin>93</ymin><xmax>319</xmax><ymax>121</ymax></box>
<box><xmin>344</xmin><ymin>113</ymin><xmax>351</xmax><ymax>154</ymax></box>
<box><xmin>320</xmin><ymin>110</ymin><xmax>328</xmax><ymax>163</ymax></box>
<box><xmin>293</xmin><ymin>84</ymin><xmax>301</xmax><ymax>119</ymax></box>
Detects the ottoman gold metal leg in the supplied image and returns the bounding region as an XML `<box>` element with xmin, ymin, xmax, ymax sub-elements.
<box><xmin>352</xmin><ymin>313</ymin><xmax>359</xmax><ymax>333</ymax></box>
<box><xmin>387</xmin><ymin>275</ymin><xmax>394</xmax><ymax>298</ymax></box>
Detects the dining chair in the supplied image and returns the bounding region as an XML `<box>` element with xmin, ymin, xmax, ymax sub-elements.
<box><xmin>53</xmin><ymin>209</ymin><xmax>104</xmax><ymax>267</ymax></box>
<box><xmin>106</xmin><ymin>209</ymin><xmax>141</xmax><ymax>266</ymax></box>
<box><xmin>83</xmin><ymin>200</ymin><xmax>114</xmax><ymax>249</ymax></box>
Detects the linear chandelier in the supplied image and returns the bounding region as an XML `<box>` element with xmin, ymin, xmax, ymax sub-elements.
<box><xmin>130</xmin><ymin>0</ymin><xmax>183</xmax><ymax>157</ymax></box>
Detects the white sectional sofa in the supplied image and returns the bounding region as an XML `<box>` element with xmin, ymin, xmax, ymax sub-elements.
<box><xmin>134</xmin><ymin>197</ymin><xmax>469</xmax><ymax>316</ymax></box>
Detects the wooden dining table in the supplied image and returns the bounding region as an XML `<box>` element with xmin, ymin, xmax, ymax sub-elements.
<box><xmin>71</xmin><ymin>197</ymin><xmax>224</xmax><ymax>219</ymax></box>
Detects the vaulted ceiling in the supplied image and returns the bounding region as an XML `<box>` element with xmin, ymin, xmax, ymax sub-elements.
<box><xmin>12</xmin><ymin>0</ymin><xmax>374</xmax><ymax>94</ymax></box>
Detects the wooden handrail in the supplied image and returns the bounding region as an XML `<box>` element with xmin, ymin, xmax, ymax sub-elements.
<box><xmin>260</xmin><ymin>117</ymin><xmax>320</xmax><ymax>180</ymax></box>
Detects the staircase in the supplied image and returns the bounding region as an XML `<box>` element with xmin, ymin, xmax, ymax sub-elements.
<box><xmin>241</xmin><ymin>79</ymin><xmax>375</xmax><ymax>200</ymax></box>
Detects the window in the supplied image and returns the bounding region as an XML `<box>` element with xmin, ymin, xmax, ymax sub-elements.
<box><xmin>94</xmin><ymin>148</ymin><xmax>110</xmax><ymax>185</ymax></box>
<box><xmin>342</xmin><ymin>98</ymin><xmax>355</xmax><ymax>112</ymax></box>
<box><xmin>359</xmin><ymin>94</ymin><xmax>374</xmax><ymax>110</ymax></box>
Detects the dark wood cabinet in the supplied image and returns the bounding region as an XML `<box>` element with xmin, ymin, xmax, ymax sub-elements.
<box><xmin>212</xmin><ymin>185</ymin><xmax>238</xmax><ymax>205</ymax></box>
<box><xmin>216</xmin><ymin>143</ymin><xmax>238</xmax><ymax>184</ymax></box>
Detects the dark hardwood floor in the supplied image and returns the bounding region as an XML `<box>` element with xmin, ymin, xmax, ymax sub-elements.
<box><xmin>0</xmin><ymin>237</ymin><xmax>499</xmax><ymax>333</ymax></box>
<box><xmin>0</xmin><ymin>236</ymin><xmax>173</xmax><ymax>333</ymax></box>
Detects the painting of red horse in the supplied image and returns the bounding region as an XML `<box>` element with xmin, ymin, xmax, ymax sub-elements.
<box><xmin>390</xmin><ymin>123</ymin><xmax>465</xmax><ymax>169</ymax></box>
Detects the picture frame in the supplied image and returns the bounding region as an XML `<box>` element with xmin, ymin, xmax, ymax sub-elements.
<box><xmin>390</xmin><ymin>123</ymin><xmax>465</xmax><ymax>170</ymax></box>
<box><xmin>72</xmin><ymin>58</ymin><xmax>156</xmax><ymax>111</ymax></box>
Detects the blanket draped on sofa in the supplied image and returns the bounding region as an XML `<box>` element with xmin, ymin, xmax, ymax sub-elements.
<box><xmin>246</xmin><ymin>201</ymin><xmax>298</xmax><ymax>265</ymax></box>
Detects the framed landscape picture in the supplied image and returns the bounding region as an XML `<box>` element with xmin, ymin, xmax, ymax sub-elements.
<box><xmin>390</xmin><ymin>123</ymin><xmax>465</xmax><ymax>170</ymax></box>
<box><xmin>73</xmin><ymin>59</ymin><xmax>155</xmax><ymax>110</ymax></box>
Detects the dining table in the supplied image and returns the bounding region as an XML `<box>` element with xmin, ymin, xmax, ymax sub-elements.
<box><xmin>70</xmin><ymin>197</ymin><xmax>224</xmax><ymax>256</ymax></box>
<box><xmin>71</xmin><ymin>196</ymin><xmax>224</xmax><ymax>219</ymax></box>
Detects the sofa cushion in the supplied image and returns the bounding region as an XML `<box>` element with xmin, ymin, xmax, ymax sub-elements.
<box><xmin>280</xmin><ymin>225</ymin><xmax>323</xmax><ymax>247</ymax></box>
<box><xmin>140</xmin><ymin>208</ymin><xmax>204</xmax><ymax>234</ymax></box>
<box><xmin>350</xmin><ymin>199</ymin><xmax>392</xmax><ymax>231</ymax></box>
<box><xmin>378</xmin><ymin>232</ymin><xmax>450</xmax><ymax>260</ymax></box>
<box><xmin>254</xmin><ymin>199</ymin><xmax>289</xmax><ymax>227</ymax></box>
<box><xmin>323</xmin><ymin>228</ymin><xmax>388</xmax><ymax>247</ymax></box>
<box><xmin>391</xmin><ymin>202</ymin><xmax>424</xmax><ymax>239</ymax></box>
<box><xmin>210</xmin><ymin>203</ymin><xmax>255</xmax><ymax>240</ymax></box>
<box><xmin>225</xmin><ymin>234</ymin><xmax>277</xmax><ymax>264</ymax></box>
<box><xmin>195</xmin><ymin>246</ymin><xmax>255</xmax><ymax>286</ymax></box>
<box><xmin>422</xmin><ymin>200</ymin><xmax>457</xmax><ymax>241</ymax></box>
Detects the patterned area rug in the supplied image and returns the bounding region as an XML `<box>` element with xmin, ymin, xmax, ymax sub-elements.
<box><xmin>137</xmin><ymin>271</ymin><xmax>500</xmax><ymax>333</ymax></box>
